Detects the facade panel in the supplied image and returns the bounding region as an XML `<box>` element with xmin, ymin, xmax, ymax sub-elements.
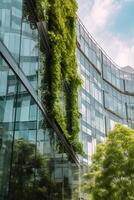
<box><xmin>77</xmin><ymin>18</ymin><xmax>134</xmax><ymax>164</ymax></box>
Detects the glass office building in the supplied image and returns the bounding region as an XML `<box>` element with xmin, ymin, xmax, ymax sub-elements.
<box><xmin>0</xmin><ymin>1</ymin><xmax>80</xmax><ymax>199</ymax></box>
<box><xmin>77</xmin><ymin>18</ymin><xmax>134</xmax><ymax>164</ymax></box>
<box><xmin>0</xmin><ymin>0</ymin><xmax>134</xmax><ymax>199</ymax></box>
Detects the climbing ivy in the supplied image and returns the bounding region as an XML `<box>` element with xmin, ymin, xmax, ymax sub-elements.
<box><xmin>24</xmin><ymin>0</ymin><xmax>83</xmax><ymax>154</ymax></box>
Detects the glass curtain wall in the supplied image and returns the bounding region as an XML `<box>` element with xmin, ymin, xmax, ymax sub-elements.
<box><xmin>77</xmin><ymin>19</ymin><xmax>134</xmax><ymax>164</ymax></box>
<box><xmin>0</xmin><ymin>0</ymin><xmax>80</xmax><ymax>199</ymax></box>
<box><xmin>0</xmin><ymin>54</ymin><xmax>80</xmax><ymax>200</ymax></box>
<box><xmin>0</xmin><ymin>0</ymin><xmax>39</xmax><ymax>92</ymax></box>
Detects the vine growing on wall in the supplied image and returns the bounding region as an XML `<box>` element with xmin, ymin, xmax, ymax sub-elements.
<box><xmin>24</xmin><ymin>0</ymin><xmax>83</xmax><ymax>154</ymax></box>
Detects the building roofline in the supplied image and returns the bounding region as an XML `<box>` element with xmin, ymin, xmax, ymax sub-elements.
<box><xmin>77</xmin><ymin>17</ymin><xmax>134</xmax><ymax>76</ymax></box>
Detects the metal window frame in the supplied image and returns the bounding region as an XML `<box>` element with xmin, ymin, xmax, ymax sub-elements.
<box><xmin>0</xmin><ymin>40</ymin><xmax>79</xmax><ymax>165</ymax></box>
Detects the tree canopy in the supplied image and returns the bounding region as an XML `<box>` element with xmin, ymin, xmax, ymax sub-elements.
<box><xmin>84</xmin><ymin>124</ymin><xmax>134</xmax><ymax>200</ymax></box>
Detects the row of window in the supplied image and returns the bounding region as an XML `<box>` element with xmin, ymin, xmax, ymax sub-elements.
<box><xmin>77</xmin><ymin>21</ymin><xmax>134</xmax><ymax>93</ymax></box>
<box><xmin>77</xmin><ymin>22</ymin><xmax>102</xmax><ymax>72</ymax></box>
<box><xmin>77</xmin><ymin>20</ymin><xmax>134</xmax><ymax>164</ymax></box>
<box><xmin>77</xmin><ymin>49</ymin><xmax>103</xmax><ymax>105</ymax></box>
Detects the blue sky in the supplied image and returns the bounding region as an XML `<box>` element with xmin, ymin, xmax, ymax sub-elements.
<box><xmin>77</xmin><ymin>0</ymin><xmax>134</xmax><ymax>67</ymax></box>
<box><xmin>110</xmin><ymin>1</ymin><xmax>134</xmax><ymax>39</ymax></box>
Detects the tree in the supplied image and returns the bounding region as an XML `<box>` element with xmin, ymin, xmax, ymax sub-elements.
<box><xmin>84</xmin><ymin>124</ymin><xmax>134</xmax><ymax>200</ymax></box>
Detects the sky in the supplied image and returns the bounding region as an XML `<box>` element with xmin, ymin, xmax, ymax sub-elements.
<box><xmin>77</xmin><ymin>0</ymin><xmax>134</xmax><ymax>68</ymax></box>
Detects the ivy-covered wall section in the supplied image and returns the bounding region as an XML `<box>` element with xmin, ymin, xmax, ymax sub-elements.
<box><xmin>24</xmin><ymin>0</ymin><xmax>83</xmax><ymax>154</ymax></box>
<box><xmin>43</xmin><ymin>0</ymin><xmax>82</xmax><ymax>154</ymax></box>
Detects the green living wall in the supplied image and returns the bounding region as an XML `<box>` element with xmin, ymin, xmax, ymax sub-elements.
<box><xmin>24</xmin><ymin>0</ymin><xmax>83</xmax><ymax>154</ymax></box>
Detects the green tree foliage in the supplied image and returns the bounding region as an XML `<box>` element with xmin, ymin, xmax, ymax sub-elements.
<box><xmin>84</xmin><ymin>124</ymin><xmax>134</xmax><ymax>200</ymax></box>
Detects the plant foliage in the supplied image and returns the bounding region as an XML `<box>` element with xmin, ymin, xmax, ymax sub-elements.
<box><xmin>83</xmin><ymin>124</ymin><xmax>134</xmax><ymax>200</ymax></box>
<box><xmin>42</xmin><ymin>0</ymin><xmax>82</xmax><ymax>154</ymax></box>
<box><xmin>24</xmin><ymin>0</ymin><xmax>83</xmax><ymax>154</ymax></box>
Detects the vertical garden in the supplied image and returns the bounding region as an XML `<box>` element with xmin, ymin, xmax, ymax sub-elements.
<box><xmin>24</xmin><ymin>0</ymin><xmax>83</xmax><ymax>154</ymax></box>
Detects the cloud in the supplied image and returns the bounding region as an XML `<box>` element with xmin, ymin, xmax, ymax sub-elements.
<box><xmin>77</xmin><ymin>0</ymin><xmax>93</xmax><ymax>19</ymax></box>
<box><xmin>77</xmin><ymin>0</ymin><xmax>134</xmax><ymax>67</ymax></box>
<box><xmin>77</xmin><ymin>0</ymin><xmax>122</xmax><ymax>32</ymax></box>
<box><xmin>97</xmin><ymin>31</ymin><xmax>134</xmax><ymax>67</ymax></box>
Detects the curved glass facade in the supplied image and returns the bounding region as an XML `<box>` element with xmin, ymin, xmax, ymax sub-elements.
<box><xmin>77</xmin><ymin>18</ymin><xmax>134</xmax><ymax>164</ymax></box>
